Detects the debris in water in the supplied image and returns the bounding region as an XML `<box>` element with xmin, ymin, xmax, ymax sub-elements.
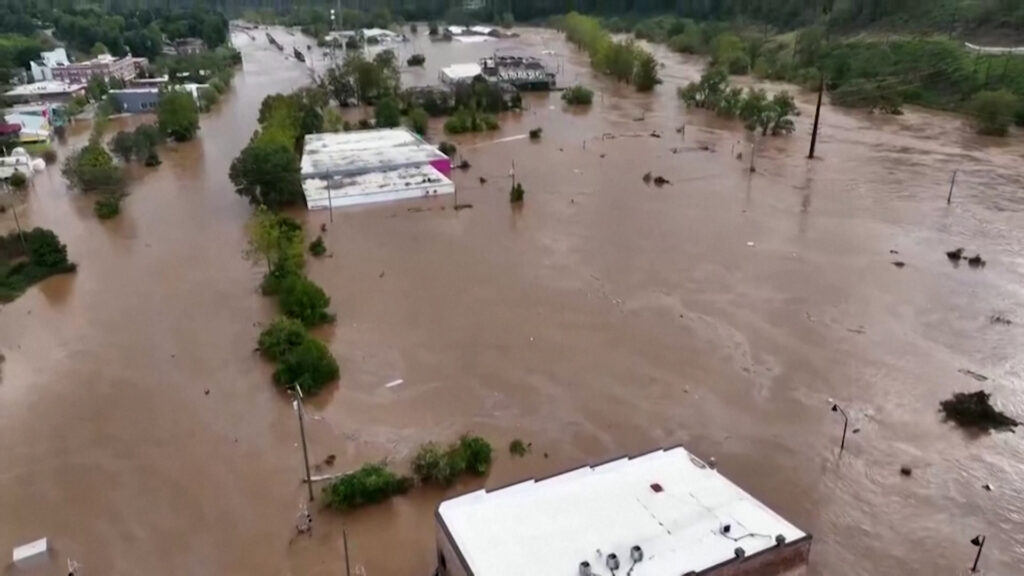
<box><xmin>982</xmin><ymin>482</ymin><xmax>993</xmax><ymax>491</ymax></box>
<box><xmin>852</xmin><ymin>428</ymin><xmax>861</xmax><ymax>434</ymax></box>
<box><xmin>939</xmin><ymin>390</ymin><xmax>1019</xmax><ymax>432</ymax></box>
<box><xmin>204</xmin><ymin>389</ymin><xmax>210</xmax><ymax>395</ymax></box>
<box><xmin>989</xmin><ymin>314</ymin><xmax>1012</xmax><ymax>325</ymax></box>
<box><xmin>320</xmin><ymin>223</ymin><xmax>327</xmax><ymax>233</ymax></box>
<box><xmin>379</xmin><ymin>271</ymin><xmax>385</xmax><ymax>278</ymax></box>
<box><xmin>900</xmin><ymin>465</ymin><xmax>912</xmax><ymax>477</ymax></box>
<box><xmin>653</xmin><ymin>176</ymin><xmax>671</xmax><ymax>186</ymax></box>
<box><xmin>384</xmin><ymin>379</ymin><xmax>404</xmax><ymax>388</ymax></box>
<box><xmin>891</xmin><ymin>261</ymin><xmax>906</xmax><ymax>268</ymax></box>
<box><xmin>600</xmin><ymin>153</ymin><xmax>606</xmax><ymax>158</ymax></box>
<box><xmin>478</xmin><ymin>176</ymin><xmax>487</xmax><ymax>184</ymax></box>
<box><xmin>324</xmin><ymin>454</ymin><xmax>336</xmax><ymax>466</ymax></box>
<box><xmin>543</xmin><ymin>452</ymin><xmax>549</xmax><ymax>459</ymax></box>
<box><xmin>454</xmin><ymin>203</ymin><xmax>474</xmax><ymax>211</ymax></box>
<box><xmin>649</xmin><ymin>131</ymin><xmax>661</xmax><ymax>138</ymax></box>
<box><xmin>958</xmin><ymin>369</ymin><xmax>988</xmax><ymax>382</ymax></box>
<box><xmin>946</xmin><ymin>248</ymin><xmax>965</xmax><ymax>261</ymax></box>
<box><xmin>457</xmin><ymin>159</ymin><xmax>471</xmax><ymax>170</ymax></box>
<box><xmin>889</xmin><ymin>249</ymin><xmax>899</xmax><ymax>254</ymax></box>
<box><xmin>746</xmin><ymin>242</ymin><xmax>756</xmax><ymax>247</ymax></box>
<box><xmin>967</xmin><ymin>254</ymin><xmax>986</xmax><ymax>268</ymax></box>
<box><xmin>642</xmin><ymin>171</ymin><xmax>652</xmax><ymax>184</ymax></box>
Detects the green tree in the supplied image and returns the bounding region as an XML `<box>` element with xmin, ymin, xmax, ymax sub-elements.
<box><xmin>407</xmin><ymin>106</ymin><xmax>429</xmax><ymax>135</ymax></box>
<box><xmin>633</xmin><ymin>50</ymin><xmax>660</xmax><ymax>92</ymax></box>
<box><xmin>90</xmin><ymin>41</ymin><xmax>109</xmax><ymax>56</ymax></box>
<box><xmin>561</xmin><ymin>85</ymin><xmax>594</xmax><ymax>105</ymax></box>
<box><xmin>374</xmin><ymin>96</ymin><xmax>401</xmax><ymax>128</ymax></box>
<box><xmin>279</xmin><ymin>275</ymin><xmax>334</xmax><ymax>327</ymax></box>
<box><xmin>229</xmin><ymin>137</ymin><xmax>304</xmax><ymax>209</ymax></box>
<box><xmin>244</xmin><ymin>206</ymin><xmax>304</xmax><ymax>273</ymax></box>
<box><xmin>678</xmin><ymin>67</ymin><xmax>729</xmax><ymax>109</ymax></box>
<box><xmin>969</xmin><ymin>90</ymin><xmax>1018</xmax><ymax>136</ymax></box>
<box><xmin>109</xmin><ymin>130</ymin><xmax>135</xmax><ymax>163</ymax></box>
<box><xmin>741</xmin><ymin>89</ymin><xmax>799</xmax><ymax>136</ymax></box>
<box><xmin>258</xmin><ymin>317</ymin><xmax>308</xmax><ymax>361</ymax></box>
<box><xmin>273</xmin><ymin>338</ymin><xmax>340</xmax><ymax>394</ymax></box>
<box><xmin>157</xmin><ymin>91</ymin><xmax>200</xmax><ymax>142</ymax></box>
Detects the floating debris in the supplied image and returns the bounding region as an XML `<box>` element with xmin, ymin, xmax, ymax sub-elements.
<box><xmin>642</xmin><ymin>171</ymin><xmax>652</xmax><ymax>184</ymax></box>
<box><xmin>324</xmin><ymin>454</ymin><xmax>336</xmax><ymax>466</ymax></box>
<box><xmin>967</xmin><ymin>254</ymin><xmax>986</xmax><ymax>268</ymax></box>
<box><xmin>889</xmin><ymin>249</ymin><xmax>899</xmax><ymax>255</ymax></box>
<box><xmin>454</xmin><ymin>203</ymin><xmax>474</xmax><ymax>211</ymax></box>
<box><xmin>478</xmin><ymin>176</ymin><xmax>487</xmax><ymax>184</ymax></box>
<box><xmin>939</xmin><ymin>390</ymin><xmax>1019</xmax><ymax>432</ymax></box>
<box><xmin>958</xmin><ymin>369</ymin><xmax>988</xmax><ymax>382</ymax></box>
<box><xmin>649</xmin><ymin>131</ymin><xmax>661</xmax><ymax>138</ymax></box>
<box><xmin>457</xmin><ymin>159</ymin><xmax>471</xmax><ymax>170</ymax></box>
<box><xmin>891</xmin><ymin>261</ymin><xmax>906</xmax><ymax>268</ymax></box>
<box><xmin>982</xmin><ymin>482</ymin><xmax>993</xmax><ymax>491</ymax></box>
<box><xmin>653</xmin><ymin>175</ymin><xmax>671</xmax><ymax>186</ymax></box>
<box><xmin>989</xmin><ymin>315</ymin><xmax>1013</xmax><ymax>326</ymax></box>
<box><xmin>946</xmin><ymin>248</ymin><xmax>965</xmax><ymax>261</ymax></box>
<box><xmin>900</xmin><ymin>465</ymin><xmax>912</xmax><ymax>477</ymax></box>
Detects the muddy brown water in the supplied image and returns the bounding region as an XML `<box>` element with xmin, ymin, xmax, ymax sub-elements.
<box><xmin>2</xmin><ymin>26</ymin><xmax>1024</xmax><ymax>576</ymax></box>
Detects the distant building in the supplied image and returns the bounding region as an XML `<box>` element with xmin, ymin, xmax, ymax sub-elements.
<box><xmin>30</xmin><ymin>48</ymin><xmax>70</xmax><ymax>82</ymax></box>
<box><xmin>3</xmin><ymin>80</ymin><xmax>86</xmax><ymax>104</ymax></box>
<box><xmin>51</xmin><ymin>54</ymin><xmax>148</xmax><ymax>85</ymax></box>
<box><xmin>435</xmin><ymin>446</ymin><xmax>812</xmax><ymax>576</ymax></box>
<box><xmin>300</xmin><ymin>128</ymin><xmax>454</xmax><ymax>210</ymax></box>
<box><xmin>173</xmin><ymin>37</ymin><xmax>206</xmax><ymax>55</ymax></box>
<box><xmin>108</xmin><ymin>84</ymin><xmax>207</xmax><ymax>114</ymax></box>
<box><xmin>463</xmin><ymin>0</ymin><xmax>487</xmax><ymax>10</ymax></box>
<box><xmin>4</xmin><ymin>112</ymin><xmax>51</xmax><ymax>143</ymax></box>
<box><xmin>439</xmin><ymin>63</ymin><xmax>483</xmax><ymax>84</ymax></box>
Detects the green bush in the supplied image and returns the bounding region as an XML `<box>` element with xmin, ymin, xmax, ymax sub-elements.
<box><xmin>8</xmin><ymin>171</ymin><xmax>28</xmax><ymax>190</ymax></box>
<box><xmin>94</xmin><ymin>194</ymin><xmax>121</xmax><ymax>219</ymax></box>
<box><xmin>407</xmin><ymin>107</ymin><xmax>429</xmax><ymax>136</ymax></box>
<box><xmin>323</xmin><ymin>463</ymin><xmax>413</xmax><ymax>510</ymax></box>
<box><xmin>509</xmin><ymin>438</ymin><xmax>529</xmax><ymax>457</ymax></box>
<box><xmin>444</xmin><ymin>107</ymin><xmax>499</xmax><ymax>134</ymax></box>
<box><xmin>260</xmin><ymin>262</ymin><xmax>302</xmax><ymax>297</ymax></box>
<box><xmin>272</xmin><ymin>337</ymin><xmax>340</xmax><ymax>394</ymax></box>
<box><xmin>309</xmin><ymin>236</ymin><xmax>326</xmax><ymax>257</ymax></box>
<box><xmin>278</xmin><ymin>274</ymin><xmax>334</xmax><ymax>326</ymax></box>
<box><xmin>258</xmin><ymin>317</ymin><xmax>308</xmax><ymax>361</ymax></box>
<box><xmin>1</xmin><ymin>228</ymin><xmax>76</xmax><ymax>303</ymax></box>
<box><xmin>510</xmin><ymin>182</ymin><xmax>525</xmax><ymax>203</ymax></box>
<box><xmin>969</xmin><ymin>90</ymin><xmax>1018</xmax><ymax>136</ymax></box>
<box><xmin>374</xmin><ymin>96</ymin><xmax>402</xmax><ymax>128</ymax></box>
<box><xmin>561</xmin><ymin>85</ymin><xmax>594</xmax><ymax>105</ymax></box>
<box><xmin>411</xmin><ymin>435</ymin><xmax>493</xmax><ymax>486</ymax></box>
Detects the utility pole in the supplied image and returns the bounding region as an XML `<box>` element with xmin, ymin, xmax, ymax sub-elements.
<box><xmin>808</xmin><ymin>72</ymin><xmax>824</xmax><ymax>159</ymax></box>
<box><xmin>343</xmin><ymin>528</ymin><xmax>352</xmax><ymax>576</ymax></box>
<box><xmin>830</xmin><ymin>402</ymin><xmax>849</xmax><ymax>454</ymax></box>
<box><xmin>970</xmin><ymin>535</ymin><xmax>986</xmax><ymax>572</ymax></box>
<box><xmin>947</xmin><ymin>169</ymin><xmax>958</xmax><ymax>205</ymax></box>
<box><xmin>294</xmin><ymin>386</ymin><xmax>314</xmax><ymax>502</ymax></box>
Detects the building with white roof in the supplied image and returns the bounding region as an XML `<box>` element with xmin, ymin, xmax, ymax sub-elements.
<box><xmin>30</xmin><ymin>48</ymin><xmax>70</xmax><ymax>82</ymax></box>
<box><xmin>2</xmin><ymin>80</ymin><xmax>86</xmax><ymax>105</ymax></box>
<box><xmin>440</xmin><ymin>63</ymin><xmax>483</xmax><ymax>84</ymax></box>
<box><xmin>300</xmin><ymin>128</ymin><xmax>454</xmax><ymax>210</ymax></box>
<box><xmin>435</xmin><ymin>446</ymin><xmax>811</xmax><ymax>576</ymax></box>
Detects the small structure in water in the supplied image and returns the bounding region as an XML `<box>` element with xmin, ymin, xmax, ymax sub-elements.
<box><xmin>435</xmin><ymin>445</ymin><xmax>811</xmax><ymax>576</ymax></box>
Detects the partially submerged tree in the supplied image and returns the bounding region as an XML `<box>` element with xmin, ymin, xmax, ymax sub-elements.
<box><xmin>229</xmin><ymin>137</ymin><xmax>304</xmax><ymax>209</ymax></box>
<box><xmin>374</xmin><ymin>96</ymin><xmax>402</xmax><ymax>128</ymax></box>
<box><xmin>969</xmin><ymin>90</ymin><xmax>1018</xmax><ymax>137</ymax></box>
<box><xmin>940</xmin><ymin>390</ymin><xmax>1019</xmax><ymax>432</ymax></box>
<box><xmin>157</xmin><ymin>90</ymin><xmax>200</xmax><ymax>142</ymax></box>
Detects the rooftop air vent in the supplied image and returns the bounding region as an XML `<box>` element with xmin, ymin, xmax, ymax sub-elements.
<box><xmin>578</xmin><ymin>561</ymin><xmax>592</xmax><ymax>576</ymax></box>
<box><xmin>630</xmin><ymin>545</ymin><xmax>644</xmax><ymax>563</ymax></box>
<box><xmin>606</xmin><ymin>553</ymin><xmax>620</xmax><ymax>572</ymax></box>
<box><xmin>721</xmin><ymin>523</ymin><xmax>732</xmax><ymax>535</ymax></box>
<box><xmin>775</xmin><ymin>534</ymin><xmax>787</xmax><ymax>546</ymax></box>
<box><xmin>734</xmin><ymin>547</ymin><xmax>746</xmax><ymax>559</ymax></box>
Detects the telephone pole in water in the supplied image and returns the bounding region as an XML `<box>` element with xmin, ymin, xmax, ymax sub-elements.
<box><xmin>808</xmin><ymin>74</ymin><xmax>824</xmax><ymax>159</ymax></box>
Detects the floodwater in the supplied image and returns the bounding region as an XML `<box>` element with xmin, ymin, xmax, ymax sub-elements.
<box><xmin>2</xmin><ymin>25</ymin><xmax>1024</xmax><ymax>576</ymax></box>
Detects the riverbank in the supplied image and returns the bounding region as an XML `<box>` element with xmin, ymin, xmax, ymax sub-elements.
<box><xmin>1</xmin><ymin>25</ymin><xmax>1023</xmax><ymax>576</ymax></box>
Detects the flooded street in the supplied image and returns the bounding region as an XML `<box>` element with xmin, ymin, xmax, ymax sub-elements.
<box><xmin>3</xmin><ymin>26</ymin><xmax>1024</xmax><ymax>576</ymax></box>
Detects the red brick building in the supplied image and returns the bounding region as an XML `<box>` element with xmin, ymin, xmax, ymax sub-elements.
<box><xmin>51</xmin><ymin>54</ymin><xmax>148</xmax><ymax>85</ymax></box>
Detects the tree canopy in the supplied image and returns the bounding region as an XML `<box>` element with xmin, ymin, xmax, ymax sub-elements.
<box><xmin>157</xmin><ymin>91</ymin><xmax>200</xmax><ymax>142</ymax></box>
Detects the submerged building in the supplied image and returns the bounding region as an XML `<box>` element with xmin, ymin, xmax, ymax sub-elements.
<box><xmin>300</xmin><ymin>128</ymin><xmax>454</xmax><ymax>210</ymax></box>
<box><xmin>435</xmin><ymin>446</ymin><xmax>811</xmax><ymax>576</ymax></box>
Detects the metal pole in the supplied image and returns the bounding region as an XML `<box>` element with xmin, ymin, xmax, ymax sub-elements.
<box><xmin>749</xmin><ymin>137</ymin><xmax>757</xmax><ymax>173</ymax></box>
<box><xmin>295</xmin><ymin>386</ymin><xmax>314</xmax><ymax>502</ymax></box>
<box><xmin>831</xmin><ymin>403</ymin><xmax>849</xmax><ymax>453</ymax></box>
<box><xmin>947</xmin><ymin>169</ymin><xmax>957</xmax><ymax>205</ymax></box>
<box><xmin>327</xmin><ymin>170</ymin><xmax>334</xmax><ymax>223</ymax></box>
<box><xmin>808</xmin><ymin>73</ymin><xmax>824</xmax><ymax>159</ymax></box>
<box><xmin>343</xmin><ymin>528</ymin><xmax>352</xmax><ymax>576</ymax></box>
<box><xmin>10</xmin><ymin>201</ymin><xmax>26</xmax><ymax>250</ymax></box>
<box><xmin>971</xmin><ymin>536</ymin><xmax>985</xmax><ymax>572</ymax></box>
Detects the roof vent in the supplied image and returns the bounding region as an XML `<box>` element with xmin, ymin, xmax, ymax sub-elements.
<box><xmin>734</xmin><ymin>547</ymin><xmax>746</xmax><ymax>559</ymax></box>
<box><xmin>721</xmin><ymin>523</ymin><xmax>732</xmax><ymax>535</ymax></box>
<box><xmin>578</xmin><ymin>561</ymin><xmax>592</xmax><ymax>576</ymax></box>
<box><xmin>630</xmin><ymin>545</ymin><xmax>644</xmax><ymax>563</ymax></box>
<box><xmin>775</xmin><ymin>534</ymin><xmax>787</xmax><ymax>546</ymax></box>
<box><xmin>649</xmin><ymin>483</ymin><xmax>663</xmax><ymax>493</ymax></box>
<box><xmin>606</xmin><ymin>553</ymin><xmax>620</xmax><ymax>572</ymax></box>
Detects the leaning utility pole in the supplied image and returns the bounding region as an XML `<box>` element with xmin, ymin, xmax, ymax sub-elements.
<box><xmin>808</xmin><ymin>73</ymin><xmax>824</xmax><ymax>159</ymax></box>
<box><xmin>294</xmin><ymin>386</ymin><xmax>314</xmax><ymax>502</ymax></box>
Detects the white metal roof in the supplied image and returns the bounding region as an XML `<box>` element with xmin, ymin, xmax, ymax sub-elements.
<box><xmin>440</xmin><ymin>62</ymin><xmax>482</xmax><ymax>81</ymax></box>
<box><xmin>303</xmin><ymin>164</ymin><xmax>453</xmax><ymax>210</ymax></box>
<box><xmin>438</xmin><ymin>447</ymin><xmax>808</xmax><ymax>576</ymax></box>
<box><xmin>300</xmin><ymin>128</ymin><xmax>448</xmax><ymax>177</ymax></box>
<box><xmin>4</xmin><ymin>81</ymin><xmax>85</xmax><ymax>97</ymax></box>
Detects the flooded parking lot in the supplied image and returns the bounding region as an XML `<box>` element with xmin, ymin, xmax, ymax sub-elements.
<box><xmin>2</xmin><ymin>26</ymin><xmax>1023</xmax><ymax>576</ymax></box>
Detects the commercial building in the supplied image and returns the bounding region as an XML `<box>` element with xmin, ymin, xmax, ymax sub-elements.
<box><xmin>2</xmin><ymin>81</ymin><xmax>86</xmax><ymax>104</ymax></box>
<box><xmin>51</xmin><ymin>54</ymin><xmax>148</xmax><ymax>84</ymax></box>
<box><xmin>3</xmin><ymin>112</ymin><xmax>50</xmax><ymax>143</ymax></box>
<box><xmin>108</xmin><ymin>84</ymin><xmax>208</xmax><ymax>114</ymax></box>
<box><xmin>440</xmin><ymin>63</ymin><xmax>483</xmax><ymax>84</ymax></box>
<box><xmin>300</xmin><ymin>128</ymin><xmax>454</xmax><ymax>210</ymax></box>
<box><xmin>30</xmin><ymin>48</ymin><xmax>70</xmax><ymax>82</ymax></box>
<box><xmin>435</xmin><ymin>446</ymin><xmax>811</xmax><ymax>576</ymax></box>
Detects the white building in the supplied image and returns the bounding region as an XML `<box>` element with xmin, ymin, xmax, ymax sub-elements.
<box><xmin>300</xmin><ymin>128</ymin><xmax>454</xmax><ymax>210</ymax></box>
<box><xmin>30</xmin><ymin>48</ymin><xmax>70</xmax><ymax>82</ymax></box>
<box><xmin>435</xmin><ymin>446</ymin><xmax>812</xmax><ymax>576</ymax></box>
<box><xmin>439</xmin><ymin>63</ymin><xmax>482</xmax><ymax>84</ymax></box>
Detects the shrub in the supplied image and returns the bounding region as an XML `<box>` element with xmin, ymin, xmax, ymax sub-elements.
<box><xmin>969</xmin><ymin>90</ymin><xmax>1018</xmax><ymax>136</ymax></box>
<box><xmin>561</xmin><ymin>85</ymin><xmax>594</xmax><ymax>105</ymax></box>
<box><xmin>459</xmin><ymin>435</ymin><xmax>492</xmax><ymax>475</ymax></box>
<box><xmin>374</xmin><ymin>96</ymin><xmax>402</xmax><ymax>128</ymax></box>
<box><xmin>509</xmin><ymin>438</ymin><xmax>529</xmax><ymax>457</ymax></box>
<box><xmin>438</xmin><ymin>141</ymin><xmax>457</xmax><ymax>158</ymax></box>
<box><xmin>323</xmin><ymin>463</ymin><xmax>413</xmax><ymax>510</ymax></box>
<box><xmin>510</xmin><ymin>182</ymin><xmax>525</xmax><ymax>203</ymax></box>
<box><xmin>940</xmin><ymin>390</ymin><xmax>1019</xmax><ymax>431</ymax></box>
<box><xmin>93</xmin><ymin>194</ymin><xmax>121</xmax><ymax>219</ymax></box>
<box><xmin>407</xmin><ymin>53</ymin><xmax>425</xmax><ymax>66</ymax></box>
<box><xmin>1</xmin><ymin>228</ymin><xmax>76</xmax><ymax>303</ymax></box>
<box><xmin>42</xmin><ymin>148</ymin><xmax>58</xmax><ymax>165</ymax></box>
<box><xmin>309</xmin><ymin>236</ymin><xmax>326</xmax><ymax>257</ymax></box>
<box><xmin>8</xmin><ymin>171</ymin><xmax>28</xmax><ymax>190</ymax></box>
<box><xmin>258</xmin><ymin>317</ymin><xmax>307</xmax><ymax>361</ymax></box>
<box><xmin>260</xmin><ymin>262</ymin><xmax>302</xmax><ymax>296</ymax></box>
<box><xmin>279</xmin><ymin>274</ymin><xmax>334</xmax><ymax>326</ymax></box>
<box><xmin>272</xmin><ymin>337</ymin><xmax>340</xmax><ymax>394</ymax></box>
<box><xmin>444</xmin><ymin>107</ymin><xmax>499</xmax><ymax>134</ymax></box>
<box><xmin>24</xmin><ymin>228</ymin><xmax>72</xmax><ymax>270</ymax></box>
<box><xmin>408</xmin><ymin>107</ymin><xmax>429</xmax><ymax>136</ymax></box>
